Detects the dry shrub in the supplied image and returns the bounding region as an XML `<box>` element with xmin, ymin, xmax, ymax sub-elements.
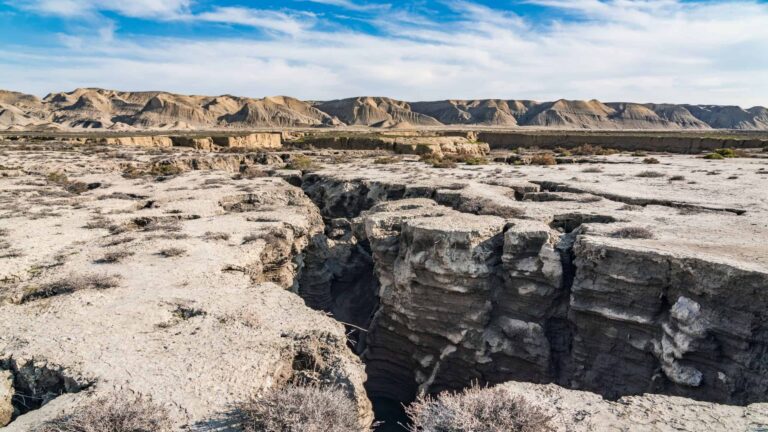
<box><xmin>203</xmin><ymin>231</ymin><xmax>231</xmax><ymax>241</ymax></box>
<box><xmin>95</xmin><ymin>250</ymin><xmax>134</xmax><ymax>264</ymax></box>
<box><xmin>636</xmin><ymin>170</ymin><xmax>665</xmax><ymax>178</ymax></box>
<box><xmin>36</xmin><ymin>393</ymin><xmax>172</xmax><ymax>432</ymax></box>
<box><xmin>643</xmin><ymin>157</ymin><xmax>660</xmax><ymax>164</ymax></box>
<box><xmin>238</xmin><ymin>385</ymin><xmax>362</xmax><ymax>432</ymax></box>
<box><xmin>407</xmin><ymin>385</ymin><xmax>554</xmax><ymax>432</ymax></box>
<box><xmin>21</xmin><ymin>274</ymin><xmax>121</xmax><ymax>303</ymax></box>
<box><xmin>570</xmin><ymin>145</ymin><xmax>618</xmax><ymax>156</ymax></box>
<box><xmin>611</xmin><ymin>227</ymin><xmax>654</xmax><ymax>239</ymax></box>
<box><xmin>158</xmin><ymin>247</ymin><xmax>186</xmax><ymax>258</ymax></box>
<box><xmin>669</xmin><ymin>175</ymin><xmax>686</xmax><ymax>182</ymax></box>
<box><xmin>528</xmin><ymin>153</ymin><xmax>556</xmax><ymax>166</ymax></box>
<box><xmin>581</xmin><ymin>166</ymin><xmax>603</xmax><ymax>173</ymax></box>
<box><xmin>420</xmin><ymin>155</ymin><xmax>457</xmax><ymax>169</ymax></box>
<box><xmin>286</xmin><ymin>155</ymin><xmax>317</xmax><ymax>171</ymax></box>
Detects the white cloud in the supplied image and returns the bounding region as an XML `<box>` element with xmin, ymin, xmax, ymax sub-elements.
<box><xmin>195</xmin><ymin>7</ymin><xmax>316</xmax><ymax>35</ymax></box>
<box><xmin>3</xmin><ymin>0</ymin><xmax>768</xmax><ymax>107</ymax></box>
<box><xmin>302</xmin><ymin>0</ymin><xmax>388</xmax><ymax>12</ymax></box>
<box><xmin>13</xmin><ymin>0</ymin><xmax>190</xmax><ymax>18</ymax></box>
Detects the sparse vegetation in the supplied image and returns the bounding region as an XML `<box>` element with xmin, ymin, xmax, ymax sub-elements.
<box><xmin>528</xmin><ymin>153</ymin><xmax>557</xmax><ymax>166</ymax></box>
<box><xmin>581</xmin><ymin>166</ymin><xmax>603</xmax><ymax>173</ymax></box>
<box><xmin>21</xmin><ymin>274</ymin><xmax>121</xmax><ymax>303</ymax></box>
<box><xmin>636</xmin><ymin>170</ymin><xmax>665</xmax><ymax>178</ymax></box>
<box><xmin>669</xmin><ymin>175</ymin><xmax>686</xmax><ymax>181</ymax></box>
<box><xmin>570</xmin><ymin>145</ymin><xmax>618</xmax><ymax>156</ymax></box>
<box><xmin>611</xmin><ymin>227</ymin><xmax>654</xmax><ymax>239</ymax></box>
<box><xmin>631</xmin><ymin>151</ymin><xmax>647</xmax><ymax>157</ymax></box>
<box><xmin>459</xmin><ymin>156</ymin><xmax>489</xmax><ymax>166</ymax></box>
<box><xmin>203</xmin><ymin>231</ymin><xmax>231</xmax><ymax>241</ymax></box>
<box><xmin>643</xmin><ymin>157</ymin><xmax>660</xmax><ymax>164</ymax></box>
<box><xmin>238</xmin><ymin>385</ymin><xmax>363</xmax><ymax>432</ymax></box>
<box><xmin>420</xmin><ymin>154</ymin><xmax>457</xmax><ymax>169</ymax></box>
<box><xmin>406</xmin><ymin>385</ymin><xmax>554</xmax><ymax>432</ymax></box>
<box><xmin>703</xmin><ymin>153</ymin><xmax>725</xmax><ymax>160</ymax></box>
<box><xmin>36</xmin><ymin>393</ymin><xmax>173</xmax><ymax>432</ymax></box>
<box><xmin>286</xmin><ymin>155</ymin><xmax>317</xmax><ymax>171</ymax></box>
<box><xmin>95</xmin><ymin>250</ymin><xmax>134</xmax><ymax>264</ymax></box>
<box><xmin>158</xmin><ymin>247</ymin><xmax>186</xmax><ymax>258</ymax></box>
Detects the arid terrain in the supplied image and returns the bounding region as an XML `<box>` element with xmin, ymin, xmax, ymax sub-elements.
<box><xmin>2</xmin><ymin>88</ymin><xmax>768</xmax><ymax>131</ymax></box>
<box><xmin>1</xmin><ymin>130</ymin><xmax>768</xmax><ymax>431</ymax></box>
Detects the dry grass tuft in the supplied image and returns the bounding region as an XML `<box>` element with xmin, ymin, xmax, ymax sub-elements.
<box><xmin>238</xmin><ymin>385</ymin><xmax>363</xmax><ymax>432</ymax></box>
<box><xmin>407</xmin><ymin>385</ymin><xmax>554</xmax><ymax>432</ymax></box>
<box><xmin>36</xmin><ymin>393</ymin><xmax>172</xmax><ymax>432</ymax></box>
<box><xmin>611</xmin><ymin>227</ymin><xmax>654</xmax><ymax>239</ymax></box>
<box><xmin>636</xmin><ymin>170</ymin><xmax>665</xmax><ymax>178</ymax></box>
<box><xmin>203</xmin><ymin>231</ymin><xmax>231</xmax><ymax>241</ymax></box>
<box><xmin>158</xmin><ymin>247</ymin><xmax>186</xmax><ymax>258</ymax></box>
<box><xmin>21</xmin><ymin>274</ymin><xmax>121</xmax><ymax>303</ymax></box>
<box><xmin>95</xmin><ymin>250</ymin><xmax>134</xmax><ymax>264</ymax></box>
<box><xmin>643</xmin><ymin>157</ymin><xmax>660</xmax><ymax>164</ymax></box>
<box><xmin>528</xmin><ymin>153</ymin><xmax>557</xmax><ymax>166</ymax></box>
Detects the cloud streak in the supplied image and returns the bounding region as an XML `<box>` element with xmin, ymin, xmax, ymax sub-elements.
<box><xmin>3</xmin><ymin>0</ymin><xmax>768</xmax><ymax>107</ymax></box>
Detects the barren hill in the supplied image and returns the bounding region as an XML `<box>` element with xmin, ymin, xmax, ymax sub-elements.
<box><xmin>1</xmin><ymin>88</ymin><xmax>766</xmax><ymax>130</ymax></box>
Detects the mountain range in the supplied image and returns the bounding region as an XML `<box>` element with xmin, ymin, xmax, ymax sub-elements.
<box><xmin>1</xmin><ymin>88</ymin><xmax>767</xmax><ymax>131</ymax></box>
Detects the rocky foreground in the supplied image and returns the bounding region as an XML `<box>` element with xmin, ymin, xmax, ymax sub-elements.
<box><xmin>1</xmin><ymin>136</ymin><xmax>767</xmax><ymax>431</ymax></box>
<box><xmin>2</xmin><ymin>88</ymin><xmax>768</xmax><ymax>131</ymax></box>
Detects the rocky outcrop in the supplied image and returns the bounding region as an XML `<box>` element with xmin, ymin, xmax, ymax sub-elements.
<box><xmin>296</xmin><ymin>135</ymin><xmax>489</xmax><ymax>157</ymax></box>
<box><xmin>0</xmin><ymin>159</ymin><xmax>372</xmax><ymax>430</ymax></box>
<box><xmin>296</xmin><ymin>164</ymin><xmax>768</xmax><ymax>409</ymax></box>
<box><xmin>211</xmin><ymin>133</ymin><xmax>282</xmax><ymax>150</ymax></box>
<box><xmin>96</xmin><ymin>136</ymin><xmax>174</xmax><ymax>147</ymax></box>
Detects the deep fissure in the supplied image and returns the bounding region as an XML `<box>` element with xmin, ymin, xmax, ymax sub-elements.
<box><xmin>290</xmin><ymin>172</ymin><xmax>768</xmax><ymax>429</ymax></box>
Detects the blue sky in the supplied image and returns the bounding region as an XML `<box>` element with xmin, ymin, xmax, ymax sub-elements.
<box><xmin>1</xmin><ymin>0</ymin><xmax>767</xmax><ymax>106</ymax></box>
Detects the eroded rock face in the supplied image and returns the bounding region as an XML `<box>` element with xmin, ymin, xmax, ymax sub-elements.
<box><xmin>297</xmin><ymin>160</ymin><xmax>768</xmax><ymax>407</ymax></box>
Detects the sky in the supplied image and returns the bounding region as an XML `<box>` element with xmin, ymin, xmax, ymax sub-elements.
<box><xmin>0</xmin><ymin>0</ymin><xmax>767</xmax><ymax>106</ymax></box>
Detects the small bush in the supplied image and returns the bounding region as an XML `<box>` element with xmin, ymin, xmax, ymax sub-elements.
<box><xmin>158</xmin><ymin>247</ymin><xmax>186</xmax><ymax>258</ymax></box>
<box><xmin>643</xmin><ymin>157</ymin><xmax>660</xmax><ymax>164</ymax></box>
<box><xmin>37</xmin><ymin>393</ymin><xmax>172</xmax><ymax>432</ymax></box>
<box><xmin>669</xmin><ymin>175</ymin><xmax>686</xmax><ymax>181</ymax></box>
<box><xmin>238</xmin><ymin>385</ymin><xmax>363</xmax><ymax>432</ymax></box>
<box><xmin>46</xmin><ymin>171</ymin><xmax>69</xmax><ymax>184</ymax></box>
<box><xmin>528</xmin><ymin>153</ymin><xmax>557</xmax><ymax>166</ymax></box>
<box><xmin>374</xmin><ymin>156</ymin><xmax>398</xmax><ymax>164</ymax></box>
<box><xmin>407</xmin><ymin>385</ymin><xmax>553</xmax><ymax>432</ymax></box>
<box><xmin>714</xmin><ymin>148</ymin><xmax>737</xmax><ymax>158</ymax></box>
<box><xmin>286</xmin><ymin>155</ymin><xmax>317</xmax><ymax>171</ymax></box>
<box><xmin>703</xmin><ymin>153</ymin><xmax>725</xmax><ymax>160</ymax></box>
<box><xmin>611</xmin><ymin>227</ymin><xmax>654</xmax><ymax>239</ymax></box>
<box><xmin>581</xmin><ymin>166</ymin><xmax>603</xmax><ymax>173</ymax></box>
<box><xmin>636</xmin><ymin>170</ymin><xmax>665</xmax><ymax>178</ymax></box>
<box><xmin>203</xmin><ymin>231</ymin><xmax>230</xmax><ymax>241</ymax></box>
<box><xmin>95</xmin><ymin>250</ymin><xmax>134</xmax><ymax>264</ymax></box>
<box><xmin>420</xmin><ymin>155</ymin><xmax>457</xmax><ymax>169</ymax></box>
<box><xmin>459</xmin><ymin>156</ymin><xmax>489</xmax><ymax>166</ymax></box>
